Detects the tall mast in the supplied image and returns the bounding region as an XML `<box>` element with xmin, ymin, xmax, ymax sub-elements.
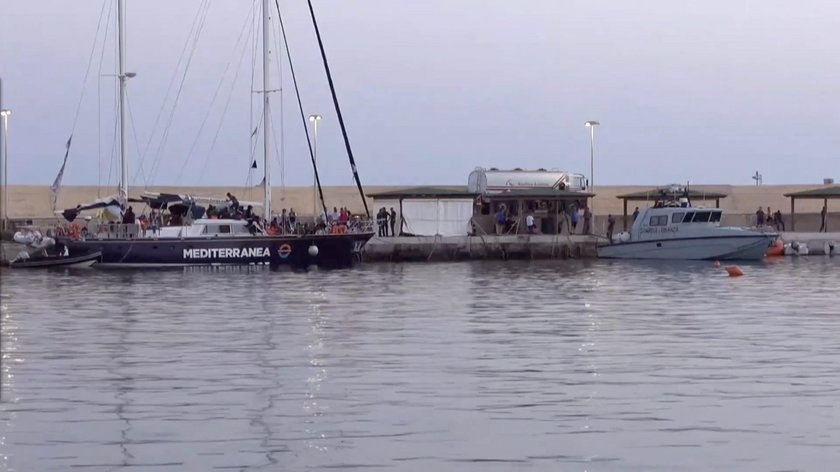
<box><xmin>117</xmin><ymin>0</ymin><xmax>128</xmax><ymax>205</ymax></box>
<box><xmin>261</xmin><ymin>0</ymin><xmax>271</xmax><ymax>218</ymax></box>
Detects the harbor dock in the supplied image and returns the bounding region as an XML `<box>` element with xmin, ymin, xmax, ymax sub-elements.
<box><xmin>363</xmin><ymin>234</ymin><xmax>600</xmax><ymax>262</ymax></box>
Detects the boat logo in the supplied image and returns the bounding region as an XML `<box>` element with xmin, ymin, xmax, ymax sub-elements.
<box><xmin>183</xmin><ymin>247</ymin><xmax>270</xmax><ymax>259</ymax></box>
<box><xmin>278</xmin><ymin>244</ymin><xmax>292</xmax><ymax>259</ymax></box>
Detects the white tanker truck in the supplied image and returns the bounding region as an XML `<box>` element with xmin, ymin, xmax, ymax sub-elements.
<box><xmin>467</xmin><ymin>168</ymin><xmax>587</xmax><ymax>194</ymax></box>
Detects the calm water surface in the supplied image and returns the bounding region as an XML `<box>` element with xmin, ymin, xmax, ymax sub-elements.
<box><xmin>1</xmin><ymin>258</ymin><xmax>839</xmax><ymax>471</ymax></box>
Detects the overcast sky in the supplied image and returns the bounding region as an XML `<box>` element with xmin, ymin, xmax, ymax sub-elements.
<box><xmin>2</xmin><ymin>0</ymin><xmax>838</xmax><ymax>188</ymax></box>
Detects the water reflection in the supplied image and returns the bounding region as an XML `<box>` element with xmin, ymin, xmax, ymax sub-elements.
<box><xmin>0</xmin><ymin>258</ymin><xmax>839</xmax><ymax>471</ymax></box>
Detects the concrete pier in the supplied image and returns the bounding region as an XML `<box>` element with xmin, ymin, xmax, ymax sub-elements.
<box><xmin>362</xmin><ymin>234</ymin><xmax>600</xmax><ymax>262</ymax></box>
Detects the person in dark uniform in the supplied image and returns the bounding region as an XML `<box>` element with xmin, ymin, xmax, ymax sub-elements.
<box><xmin>122</xmin><ymin>206</ymin><xmax>136</xmax><ymax>224</ymax></box>
<box><xmin>377</xmin><ymin>208</ymin><xmax>387</xmax><ymax>237</ymax></box>
<box><xmin>226</xmin><ymin>192</ymin><xmax>240</xmax><ymax>212</ymax></box>
<box><xmin>607</xmin><ymin>214</ymin><xmax>616</xmax><ymax>243</ymax></box>
<box><xmin>820</xmin><ymin>204</ymin><xmax>828</xmax><ymax>232</ymax></box>
<box><xmin>389</xmin><ymin>207</ymin><xmax>397</xmax><ymax>236</ymax></box>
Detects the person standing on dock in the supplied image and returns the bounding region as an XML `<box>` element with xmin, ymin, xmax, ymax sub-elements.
<box><xmin>632</xmin><ymin>207</ymin><xmax>640</xmax><ymax>222</ymax></box>
<box><xmin>607</xmin><ymin>214</ymin><xmax>616</xmax><ymax>243</ymax></box>
<box><xmin>389</xmin><ymin>207</ymin><xmax>397</xmax><ymax>236</ymax></box>
<box><xmin>756</xmin><ymin>207</ymin><xmax>765</xmax><ymax>227</ymax></box>
<box><xmin>820</xmin><ymin>204</ymin><xmax>828</xmax><ymax>232</ymax></box>
<box><xmin>583</xmin><ymin>207</ymin><xmax>592</xmax><ymax>234</ymax></box>
<box><xmin>571</xmin><ymin>206</ymin><xmax>579</xmax><ymax>234</ymax></box>
<box><xmin>377</xmin><ymin>208</ymin><xmax>387</xmax><ymax>237</ymax></box>
<box><xmin>774</xmin><ymin>209</ymin><xmax>785</xmax><ymax>231</ymax></box>
<box><xmin>526</xmin><ymin>211</ymin><xmax>536</xmax><ymax>234</ymax></box>
<box><xmin>495</xmin><ymin>205</ymin><xmax>506</xmax><ymax>235</ymax></box>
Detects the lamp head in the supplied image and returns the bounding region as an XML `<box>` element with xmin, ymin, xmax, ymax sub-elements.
<box><xmin>125</xmin><ymin>72</ymin><xmax>137</xmax><ymax>78</ymax></box>
<box><xmin>585</xmin><ymin>120</ymin><xmax>600</xmax><ymax>127</ymax></box>
<box><xmin>0</xmin><ymin>109</ymin><xmax>11</xmax><ymax>117</ymax></box>
<box><xmin>309</xmin><ymin>114</ymin><xmax>322</xmax><ymax>122</ymax></box>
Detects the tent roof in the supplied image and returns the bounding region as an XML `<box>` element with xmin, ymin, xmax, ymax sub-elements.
<box><xmin>368</xmin><ymin>186</ymin><xmax>477</xmax><ymax>199</ymax></box>
<box><xmin>616</xmin><ymin>187</ymin><xmax>727</xmax><ymax>201</ymax></box>
<box><xmin>783</xmin><ymin>185</ymin><xmax>840</xmax><ymax>199</ymax></box>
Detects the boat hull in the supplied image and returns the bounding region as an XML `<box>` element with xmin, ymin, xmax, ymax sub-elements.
<box><xmin>9</xmin><ymin>251</ymin><xmax>102</xmax><ymax>269</ymax></box>
<box><xmin>597</xmin><ymin>234</ymin><xmax>775</xmax><ymax>261</ymax></box>
<box><xmin>60</xmin><ymin>233</ymin><xmax>373</xmax><ymax>268</ymax></box>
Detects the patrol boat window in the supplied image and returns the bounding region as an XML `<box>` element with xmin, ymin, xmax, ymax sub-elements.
<box><xmin>710</xmin><ymin>211</ymin><xmax>722</xmax><ymax>222</ymax></box>
<box><xmin>672</xmin><ymin>212</ymin><xmax>685</xmax><ymax>223</ymax></box>
<box><xmin>649</xmin><ymin>215</ymin><xmax>669</xmax><ymax>226</ymax></box>
<box><xmin>693</xmin><ymin>211</ymin><xmax>712</xmax><ymax>223</ymax></box>
<box><xmin>680</xmin><ymin>212</ymin><xmax>695</xmax><ymax>223</ymax></box>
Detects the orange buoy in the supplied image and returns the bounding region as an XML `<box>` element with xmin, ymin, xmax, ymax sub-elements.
<box><xmin>765</xmin><ymin>238</ymin><xmax>785</xmax><ymax>257</ymax></box>
<box><xmin>713</xmin><ymin>260</ymin><xmax>721</xmax><ymax>267</ymax></box>
<box><xmin>725</xmin><ymin>265</ymin><xmax>744</xmax><ymax>277</ymax></box>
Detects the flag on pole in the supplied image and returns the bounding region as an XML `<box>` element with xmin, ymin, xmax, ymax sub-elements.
<box><xmin>50</xmin><ymin>135</ymin><xmax>73</xmax><ymax>211</ymax></box>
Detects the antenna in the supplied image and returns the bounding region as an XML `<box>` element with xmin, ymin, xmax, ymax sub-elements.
<box><xmin>752</xmin><ymin>171</ymin><xmax>763</xmax><ymax>186</ymax></box>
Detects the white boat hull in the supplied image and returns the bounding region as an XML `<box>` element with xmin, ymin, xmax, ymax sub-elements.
<box><xmin>598</xmin><ymin>234</ymin><xmax>774</xmax><ymax>260</ymax></box>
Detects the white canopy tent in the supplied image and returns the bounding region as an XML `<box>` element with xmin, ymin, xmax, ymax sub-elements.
<box><xmin>401</xmin><ymin>198</ymin><xmax>473</xmax><ymax>236</ymax></box>
<box><xmin>368</xmin><ymin>187</ymin><xmax>477</xmax><ymax>237</ymax></box>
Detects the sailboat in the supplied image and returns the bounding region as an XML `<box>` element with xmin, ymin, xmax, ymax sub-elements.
<box><xmin>56</xmin><ymin>0</ymin><xmax>374</xmax><ymax>268</ymax></box>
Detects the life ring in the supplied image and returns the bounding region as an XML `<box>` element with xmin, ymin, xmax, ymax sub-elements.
<box><xmin>558</xmin><ymin>182</ymin><xmax>566</xmax><ymax>190</ymax></box>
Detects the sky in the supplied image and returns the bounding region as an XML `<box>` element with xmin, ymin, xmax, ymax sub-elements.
<box><xmin>1</xmin><ymin>0</ymin><xmax>839</xmax><ymax>188</ymax></box>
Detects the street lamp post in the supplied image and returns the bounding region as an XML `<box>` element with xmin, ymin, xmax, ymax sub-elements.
<box><xmin>585</xmin><ymin>120</ymin><xmax>599</xmax><ymax>234</ymax></box>
<box><xmin>308</xmin><ymin>114</ymin><xmax>322</xmax><ymax>219</ymax></box>
<box><xmin>1</xmin><ymin>109</ymin><xmax>11</xmax><ymax>231</ymax></box>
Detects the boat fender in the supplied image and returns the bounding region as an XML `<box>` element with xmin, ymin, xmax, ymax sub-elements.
<box><xmin>308</xmin><ymin>244</ymin><xmax>319</xmax><ymax>257</ymax></box>
<box><xmin>725</xmin><ymin>265</ymin><xmax>744</xmax><ymax>277</ymax></box>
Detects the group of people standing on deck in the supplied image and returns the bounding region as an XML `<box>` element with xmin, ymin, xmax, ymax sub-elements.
<box><xmin>376</xmin><ymin>207</ymin><xmax>398</xmax><ymax>237</ymax></box>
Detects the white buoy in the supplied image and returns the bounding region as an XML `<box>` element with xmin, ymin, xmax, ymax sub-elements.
<box><xmin>308</xmin><ymin>244</ymin><xmax>319</xmax><ymax>257</ymax></box>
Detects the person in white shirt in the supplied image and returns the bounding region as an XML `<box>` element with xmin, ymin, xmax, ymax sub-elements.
<box><xmin>526</xmin><ymin>212</ymin><xmax>536</xmax><ymax>234</ymax></box>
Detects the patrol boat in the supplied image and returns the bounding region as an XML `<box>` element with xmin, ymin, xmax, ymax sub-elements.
<box><xmin>598</xmin><ymin>187</ymin><xmax>775</xmax><ymax>260</ymax></box>
<box><xmin>53</xmin><ymin>0</ymin><xmax>374</xmax><ymax>267</ymax></box>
